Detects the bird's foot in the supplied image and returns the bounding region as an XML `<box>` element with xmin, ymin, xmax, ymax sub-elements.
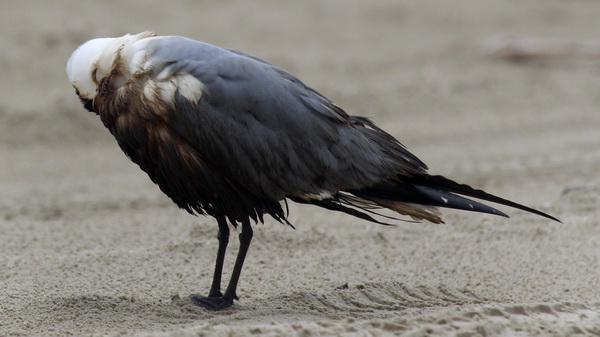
<box><xmin>189</xmin><ymin>293</ymin><xmax>235</xmax><ymax>311</ymax></box>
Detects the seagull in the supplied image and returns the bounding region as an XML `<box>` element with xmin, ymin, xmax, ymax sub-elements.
<box><xmin>66</xmin><ymin>32</ymin><xmax>560</xmax><ymax>311</ymax></box>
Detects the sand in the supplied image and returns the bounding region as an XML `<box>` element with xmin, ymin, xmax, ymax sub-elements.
<box><xmin>2</xmin><ymin>1</ymin><xmax>600</xmax><ymax>336</ymax></box>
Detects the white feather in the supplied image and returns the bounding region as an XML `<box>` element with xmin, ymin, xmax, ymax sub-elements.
<box><xmin>66</xmin><ymin>32</ymin><xmax>155</xmax><ymax>100</ymax></box>
<box><xmin>67</xmin><ymin>32</ymin><xmax>205</xmax><ymax>106</ymax></box>
<box><xmin>66</xmin><ymin>37</ymin><xmax>115</xmax><ymax>99</ymax></box>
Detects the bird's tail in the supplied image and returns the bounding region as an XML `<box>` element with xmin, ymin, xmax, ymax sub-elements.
<box><xmin>294</xmin><ymin>174</ymin><xmax>560</xmax><ymax>224</ymax></box>
<box><xmin>405</xmin><ymin>174</ymin><xmax>560</xmax><ymax>222</ymax></box>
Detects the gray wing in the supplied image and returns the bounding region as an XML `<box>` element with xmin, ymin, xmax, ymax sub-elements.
<box><xmin>147</xmin><ymin>37</ymin><xmax>427</xmax><ymax>200</ymax></box>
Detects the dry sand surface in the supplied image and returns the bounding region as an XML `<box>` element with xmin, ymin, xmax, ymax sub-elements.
<box><xmin>2</xmin><ymin>1</ymin><xmax>600</xmax><ymax>336</ymax></box>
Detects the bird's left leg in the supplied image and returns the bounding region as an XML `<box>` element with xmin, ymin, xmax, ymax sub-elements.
<box><xmin>189</xmin><ymin>215</ymin><xmax>230</xmax><ymax>308</ymax></box>
<box><xmin>208</xmin><ymin>215</ymin><xmax>230</xmax><ymax>297</ymax></box>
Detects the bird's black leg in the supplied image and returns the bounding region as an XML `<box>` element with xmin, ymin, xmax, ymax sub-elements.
<box><xmin>189</xmin><ymin>215</ymin><xmax>230</xmax><ymax>309</ymax></box>
<box><xmin>208</xmin><ymin>215</ymin><xmax>230</xmax><ymax>297</ymax></box>
<box><xmin>190</xmin><ymin>217</ymin><xmax>253</xmax><ymax>311</ymax></box>
<box><xmin>222</xmin><ymin>218</ymin><xmax>253</xmax><ymax>302</ymax></box>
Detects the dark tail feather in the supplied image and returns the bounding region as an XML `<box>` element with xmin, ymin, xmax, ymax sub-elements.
<box><xmin>409</xmin><ymin>174</ymin><xmax>561</xmax><ymax>222</ymax></box>
<box><xmin>412</xmin><ymin>185</ymin><xmax>509</xmax><ymax>217</ymax></box>
<box><xmin>289</xmin><ymin>174</ymin><xmax>560</xmax><ymax>225</ymax></box>
<box><xmin>288</xmin><ymin>196</ymin><xmax>395</xmax><ymax>226</ymax></box>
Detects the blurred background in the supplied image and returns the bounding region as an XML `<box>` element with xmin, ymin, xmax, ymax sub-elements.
<box><xmin>2</xmin><ymin>1</ymin><xmax>600</xmax><ymax>335</ymax></box>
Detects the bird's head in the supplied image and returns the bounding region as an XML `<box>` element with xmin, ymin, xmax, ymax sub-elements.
<box><xmin>66</xmin><ymin>32</ymin><xmax>155</xmax><ymax>111</ymax></box>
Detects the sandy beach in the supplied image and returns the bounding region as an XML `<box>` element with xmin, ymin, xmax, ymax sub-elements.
<box><xmin>2</xmin><ymin>1</ymin><xmax>600</xmax><ymax>336</ymax></box>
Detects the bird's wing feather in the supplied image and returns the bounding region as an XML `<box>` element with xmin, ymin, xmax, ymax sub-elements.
<box><xmin>143</xmin><ymin>37</ymin><xmax>426</xmax><ymax>200</ymax></box>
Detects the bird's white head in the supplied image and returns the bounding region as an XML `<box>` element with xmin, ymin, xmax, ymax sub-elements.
<box><xmin>66</xmin><ymin>32</ymin><xmax>155</xmax><ymax>101</ymax></box>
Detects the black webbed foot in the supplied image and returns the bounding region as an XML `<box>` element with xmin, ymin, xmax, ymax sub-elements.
<box><xmin>189</xmin><ymin>294</ymin><xmax>234</xmax><ymax>311</ymax></box>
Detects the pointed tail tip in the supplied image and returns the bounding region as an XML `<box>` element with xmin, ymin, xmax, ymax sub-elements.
<box><xmin>490</xmin><ymin>205</ymin><xmax>562</xmax><ymax>223</ymax></box>
<box><xmin>492</xmin><ymin>208</ymin><xmax>510</xmax><ymax>218</ymax></box>
<box><xmin>508</xmin><ymin>201</ymin><xmax>562</xmax><ymax>223</ymax></box>
<box><xmin>536</xmin><ymin>211</ymin><xmax>562</xmax><ymax>223</ymax></box>
<box><xmin>494</xmin><ymin>207</ymin><xmax>561</xmax><ymax>223</ymax></box>
<box><xmin>468</xmin><ymin>200</ymin><xmax>562</xmax><ymax>223</ymax></box>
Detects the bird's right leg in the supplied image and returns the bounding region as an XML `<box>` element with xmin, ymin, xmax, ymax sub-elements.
<box><xmin>189</xmin><ymin>215</ymin><xmax>229</xmax><ymax>305</ymax></box>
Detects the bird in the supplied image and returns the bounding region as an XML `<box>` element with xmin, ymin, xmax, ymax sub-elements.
<box><xmin>66</xmin><ymin>32</ymin><xmax>560</xmax><ymax>311</ymax></box>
